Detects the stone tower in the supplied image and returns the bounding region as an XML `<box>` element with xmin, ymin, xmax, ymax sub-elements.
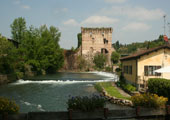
<box><xmin>81</xmin><ymin>27</ymin><xmax>114</xmax><ymax>65</ymax></box>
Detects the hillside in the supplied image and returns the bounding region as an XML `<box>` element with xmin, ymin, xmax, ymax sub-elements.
<box><xmin>113</xmin><ymin>35</ymin><xmax>166</xmax><ymax>55</ymax></box>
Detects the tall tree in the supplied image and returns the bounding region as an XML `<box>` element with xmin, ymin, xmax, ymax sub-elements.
<box><xmin>0</xmin><ymin>34</ymin><xmax>18</xmax><ymax>74</ymax></box>
<box><xmin>10</xmin><ymin>17</ymin><xmax>26</xmax><ymax>42</ymax></box>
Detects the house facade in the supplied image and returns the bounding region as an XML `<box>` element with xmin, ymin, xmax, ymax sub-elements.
<box><xmin>120</xmin><ymin>45</ymin><xmax>170</xmax><ymax>90</ymax></box>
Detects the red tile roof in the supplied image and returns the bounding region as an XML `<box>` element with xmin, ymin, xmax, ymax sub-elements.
<box><xmin>120</xmin><ymin>44</ymin><xmax>170</xmax><ymax>61</ymax></box>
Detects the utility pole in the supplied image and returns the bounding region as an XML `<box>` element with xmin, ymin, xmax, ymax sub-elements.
<box><xmin>163</xmin><ymin>15</ymin><xmax>166</xmax><ymax>35</ymax></box>
<box><xmin>168</xmin><ymin>22</ymin><xmax>170</xmax><ymax>38</ymax></box>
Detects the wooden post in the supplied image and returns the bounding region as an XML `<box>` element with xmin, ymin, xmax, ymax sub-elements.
<box><xmin>136</xmin><ymin>106</ymin><xmax>140</xmax><ymax>117</ymax></box>
<box><xmin>3</xmin><ymin>112</ymin><xmax>8</xmax><ymax>120</ymax></box>
<box><xmin>104</xmin><ymin>108</ymin><xmax>108</xmax><ymax>119</ymax></box>
<box><xmin>68</xmin><ymin>109</ymin><xmax>72</xmax><ymax>120</ymax></box>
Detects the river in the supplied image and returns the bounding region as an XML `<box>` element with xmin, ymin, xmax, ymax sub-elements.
<box><xmin>0</xmin><ymin>72</ymin><xmax>118</xmax><ymax>113</ymax></box>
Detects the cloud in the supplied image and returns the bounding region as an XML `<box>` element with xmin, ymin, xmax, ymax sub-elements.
<box><xmin>54</xmin><ymin>8</ymin><xmax>68</xmax><ymax>14</ymax></box>
<box><xmin>21</xmin><ymin>5</ymin><xmax>31</xmax><ymax>10</ymax></box>
<box><xmin>63</xmin><ymin>19</ymin><xmax>79</xmax><ymax>26</ymax></box>
<box><xmin>13</xmin><ymin>0</ymin><xmax>20</xmax><ymax>5</ymax></box>
<box><xmin>122</xmin><ymin>22</ymin><xmax>151</xmax><ymax>31</ymax></box>
<box><xmin>81</xmin><ymin>16</ymin><xmax>118</xmax><ymax>25</ymax></box>
<box><xmin>101</xmin><ymin>6</ymin><xmax>165</xmax><ymax>21</ymax></box>
<box><xmin>104</xmin><ymin>0</ymin><xmax>127</xmax><ymax>3</ymax></box>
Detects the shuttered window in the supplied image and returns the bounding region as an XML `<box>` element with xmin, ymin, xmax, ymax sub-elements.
<box><xmin>144</xmin><ymin>66</ymin><xmax>161</xmax><ymax>76</ymax></box>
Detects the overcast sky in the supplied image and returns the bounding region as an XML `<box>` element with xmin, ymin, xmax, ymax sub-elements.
<box><xmin>0</xmin><ymin>0</ymin><xmax>170</xmax><ymax>49</ymax></box>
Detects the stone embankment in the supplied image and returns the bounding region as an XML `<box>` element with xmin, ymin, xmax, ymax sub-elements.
<box><xmin>102</xmin><ymin>87</ymin><xmax>133</xmax><ymax>106</ymax></box>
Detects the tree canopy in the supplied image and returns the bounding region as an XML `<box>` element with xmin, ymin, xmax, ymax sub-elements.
<box><xmin>10</xmin><ymin>17</ymin><xmax>26</xmax><ymax>43</ymax></box>
<box><xmin>111</xmin><ymin>51</ymin><xmax>120</xmax><ymax>65</ymax></box>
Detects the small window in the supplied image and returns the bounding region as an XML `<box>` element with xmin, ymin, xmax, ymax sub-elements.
<box><xmin>103</xmin><ymin>38</ymin><xmax>108</xmax><ymax>44</ymax></box>
<box><xmin>144</xmin><ymin>66</ymin><xmax>161</xmax><ymax>76</ymax></box>
<box><xmin>129</xmin><ymin>66</ymin><xmax>132</xmax><ymax>74</ymax></box>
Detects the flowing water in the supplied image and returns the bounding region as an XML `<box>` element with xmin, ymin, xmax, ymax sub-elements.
<box><xmin>0</xmin><ymin>72</ymin><xmax>118</xmax><ymax>112</ymax></box>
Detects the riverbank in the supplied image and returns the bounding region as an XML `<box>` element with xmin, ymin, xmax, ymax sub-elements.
<box><xmin>95</xmin><ymin>82</ymin><xmax>133</xmax><ymax>106</ymax></box>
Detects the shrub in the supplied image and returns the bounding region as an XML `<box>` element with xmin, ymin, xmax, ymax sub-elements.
<box><xmin>105</xmin><ymin>66</ymin><xmax>112</xmax><ymax>72</ymax></box>
<box><xmin>131</xmin><ymin>93</ymin><xmax>168</xmax><ymax>108</ymax></box>
<box><xmin>67</xmin><ymin>95</ymin><xmax>106</xmax><ymax>111</ymax></box>
<box><xmin>148</xmin><ymin>78</ymin><xmax>170</xmax><ymax>104</ymax></box>
<box><xmin>94</xmin><ymin>83</ymin><xmax>103</xmax><ymax>93</ymax></box>
<box><xmin>122</xmin><ymin>84</ymin><xmax>136</xmax><ymax>92</ymax></box>
<box><xmin>0</xmin><ymin>97</ymin><xmax>19</xmax><ymax>114</ymax></box>
<box><xmin>93</xmin><ymin>54</ymin><xmax>107</xmax><ymax>69</ymax></box>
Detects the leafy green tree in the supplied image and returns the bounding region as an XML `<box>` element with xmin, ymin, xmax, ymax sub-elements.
<box><xmin>111</xmin><ymin>51</ymin><xmax>120</xmax><ymax>65</ymax></box>
<box><xmin>93</xmin><ymin>54</ymin><xmax>106</xmax><ymax>69</ymax></box>
<box><xmin>77</xmin><ymin>33</ymin><xmax>82</xmax><ymax>48</ymax></box>
<box><xmin>17</xmin><ymin>25</ymin><xmax>64</xmax><ymax>74</ymax></box>
<box><xmin>0</xmin><ymin>34</ymin><xmax>18</xmax><ymax>74</ymax></box>
<box><xmin>10</xmin><ymin>17</ymin><xmax>26</xmax><ymax>43</ymax></box>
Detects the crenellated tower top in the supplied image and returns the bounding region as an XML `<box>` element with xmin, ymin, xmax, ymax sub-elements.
<box><xmin>81</xmin><ymin>27</ymin><xmax>113</xmax><ymax>33</ymax></box>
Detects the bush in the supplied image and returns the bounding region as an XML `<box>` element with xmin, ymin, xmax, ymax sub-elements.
<box><xmin>67</xmin><ymin>95</ymin><xmax>106</xmax><ymax>111</ymax></box>
<box><xmin>131</xmin><ymin>93</ymin><xmax>168</xmax><ymax>108</ymax></box>
<box><xmin>93</xmin><ymin>54</ymin><xmax>106</xmax><ymax>69</ymax></box>
<box><xmin>148</xmin><ymin>78</ymin><xmax>170</xmax><ymax>104</ymax></box>
<box><xmin>122</xmin><ymin>84</ymin><xmax>136</xmax><ymax>92</ymax></box>
<box><xmin>0</xmin><ymin>97</ymin><xmax>19</xmax><ymax>114</ymax></box>
<box><xmin>94</xmin><ymin>83</ymin><xmax>103</xmax><ymax>93</ymax></box>
<box><xmin>105</xmin><ymin>66</ymin><xmax>112</xmax><ymax>72</ymax></box>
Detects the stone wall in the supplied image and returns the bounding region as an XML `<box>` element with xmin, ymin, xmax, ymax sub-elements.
<box><xmin>0</xmin><ymin>107</ymin><xmax>169</xmax><ymax>120</ymax></box>
<box><xmin>81</xmin><ymin>27</ymin><xmax>115</xmax><ymax>66</ymax></box>
<box><xmin>0</xmin><ymin>74</ymin><xmax>9</xmax><ymax>85</ymax></box>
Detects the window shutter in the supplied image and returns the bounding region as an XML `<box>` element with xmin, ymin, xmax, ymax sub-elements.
<box><xmin>144</xmin><ymin>66</ymin><xmax>148</xmax><ymax>76</ymax></box>
<box><xmin>156</xmin><ymin>66</ymin><xmax>161</xmax><ymax>76</ymax></box>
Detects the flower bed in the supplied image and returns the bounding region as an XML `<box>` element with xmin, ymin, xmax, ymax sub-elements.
<box><xmin>67</xmin><ymin>95</ymin><xmax>106</xmax><ymax>111</ymax></box>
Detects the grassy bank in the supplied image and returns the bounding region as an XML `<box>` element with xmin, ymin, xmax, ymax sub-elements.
<box><xmin>95</xmin><ymin>82</ymin><xmax>130</xmax><ymax>100</ymax></box>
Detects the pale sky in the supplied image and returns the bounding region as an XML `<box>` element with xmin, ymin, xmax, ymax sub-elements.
<box><xmin>0</xmin><ymin>0</ymin><xmax>170</xmax><ymax>49</ymax></box>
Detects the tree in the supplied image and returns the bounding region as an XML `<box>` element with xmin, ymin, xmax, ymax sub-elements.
<box><xmin>0</xmin><ymin>34</ymin><xmax>18</xmax><ymax>74</ymax></box>
<box><xmin>10</xmin><ymin>17</ymin><xmax>26</xmax><ymax>43</ymax></box>
<box><xmin>17</xmin><ymin>24</ymin><xmax>64</xmax><ymax>74</ymax></box>
<box><xmin>93</xmin><ymin>54</ymin><xmax>106</xmax><ymax>69</ymax></box>
<box><xmin>77</xmin><ymin>33</ymin><xmax>82</xmax><ymax>48</ymax></box>
<box><xmin>111</xmin><ymin>51</ymin><xmax>120</xmax><ymax>65</ymax></box>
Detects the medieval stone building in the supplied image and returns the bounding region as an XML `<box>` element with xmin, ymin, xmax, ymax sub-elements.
<box><xmin>81</xmin><ymin>27</ymin><xmax>114</xmax><ymax>65</ymax></box>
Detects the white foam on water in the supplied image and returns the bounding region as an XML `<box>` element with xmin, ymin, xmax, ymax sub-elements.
<box><xmin>21</xmin><ymin>100</ymin><xmax>45</xmax><ymax>111</ymax></box>
<box><xmin>11</xmin><ymin>79</ymin><xmax>114</xmax><ymax>85</ymax></box>
<box><xmin>37</xmin><ymin>104</ymin><xmax>45</xmax><ymax>111</ymax></box>
<box><xmin>89</xmin><ymin>71</ymin><xmax>117</xmax><ymax>78</ymax></box>
<box><xmin>24</xmin><ymin>101</ymin><xmax>31</xmax><ymax>106</ymax></box>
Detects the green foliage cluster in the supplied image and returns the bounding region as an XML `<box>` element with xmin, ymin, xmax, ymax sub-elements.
<box><xmin>94</xmin><ymin>83</ymin><xmax>103</xmax><ymax>93</ymax></box>
<box><xmin>77</xmin><ymin>56</ymin><xmax>87</xmax><ymax>71</ymax></box>
<box><xmin>131</xmin><ymin>93</ymin><xmax>168</xmax><ymax>108</ymax></box>
<box><xmin>116</xmin><ymin>74</ymin><xmax>136</xmax><ymax>92</ymax></box>
<box><xmin>93</xmin><ymin>54</ymin><xmax>107</xmax><ymax>69</ymax></box>
<box><xmin>0</xmin><ymin>35</ymin><xmax>18</xmax><ymax>74</ymax></box>
<box><xmin>0</xmin><ymin>17</ymin><xmax>64</xmax><ymax>80</ymax></box>
<box><xmin>18</xmin><ymin>25</ymin><xmax>64</xmax><ymax>74</ymax></box>
<box><xmin>148</xmin><ymin>78</ymin><xmax>170</xmax><ymax>104</ymax></box>
<box><xmin>67</xmin><ymin>95</ymin><xmax>106</xmax><ymax>111</ymax></box>
<box><xmin>77</xmin><ymin>33</ymin><xmax>82</xmax><ymax>48</ymax></box>
<box><xmin>113</xmin><ymin>35</ymin><xmax>165</xmax><ymax>54</ymax></box>
<box><xmin>111</xmin><ymin>51</ymin><xmax>120</xmax><ymax>65</ymax></box>
<box><xmin>105</xmin><ymin>66</ymin><xmax>112</xmax><ymax>72</ymax></box>
<box><xmin>10</xmin><ymin>17</ymin><xmax>64</xmax><ymax>77</ymax></box>
<box><xmin>10</xmin><ymin>17</ymin><xmax>26</xmax><ymax>43</ymax></box>
<box><xmin>122</xmin><ymin>84</ymin><xmax>136</xmax><ymax>92</ymax></box>
<box><xmin>0</xmin><ymin>97</ymin><xmax>19</xmax><ymax>114</ymax></box>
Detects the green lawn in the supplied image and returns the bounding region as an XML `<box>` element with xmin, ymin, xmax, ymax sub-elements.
<box><xmin>95</xmin><ymin>82</ymin><xmax>130</xmax><ymax>100</ymax></box>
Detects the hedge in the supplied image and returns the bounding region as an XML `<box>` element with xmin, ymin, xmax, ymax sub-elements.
<box><xmin>148</xmin><ymin>78</ymin><xmax>170</xmax><ymax>104</ymax></box>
